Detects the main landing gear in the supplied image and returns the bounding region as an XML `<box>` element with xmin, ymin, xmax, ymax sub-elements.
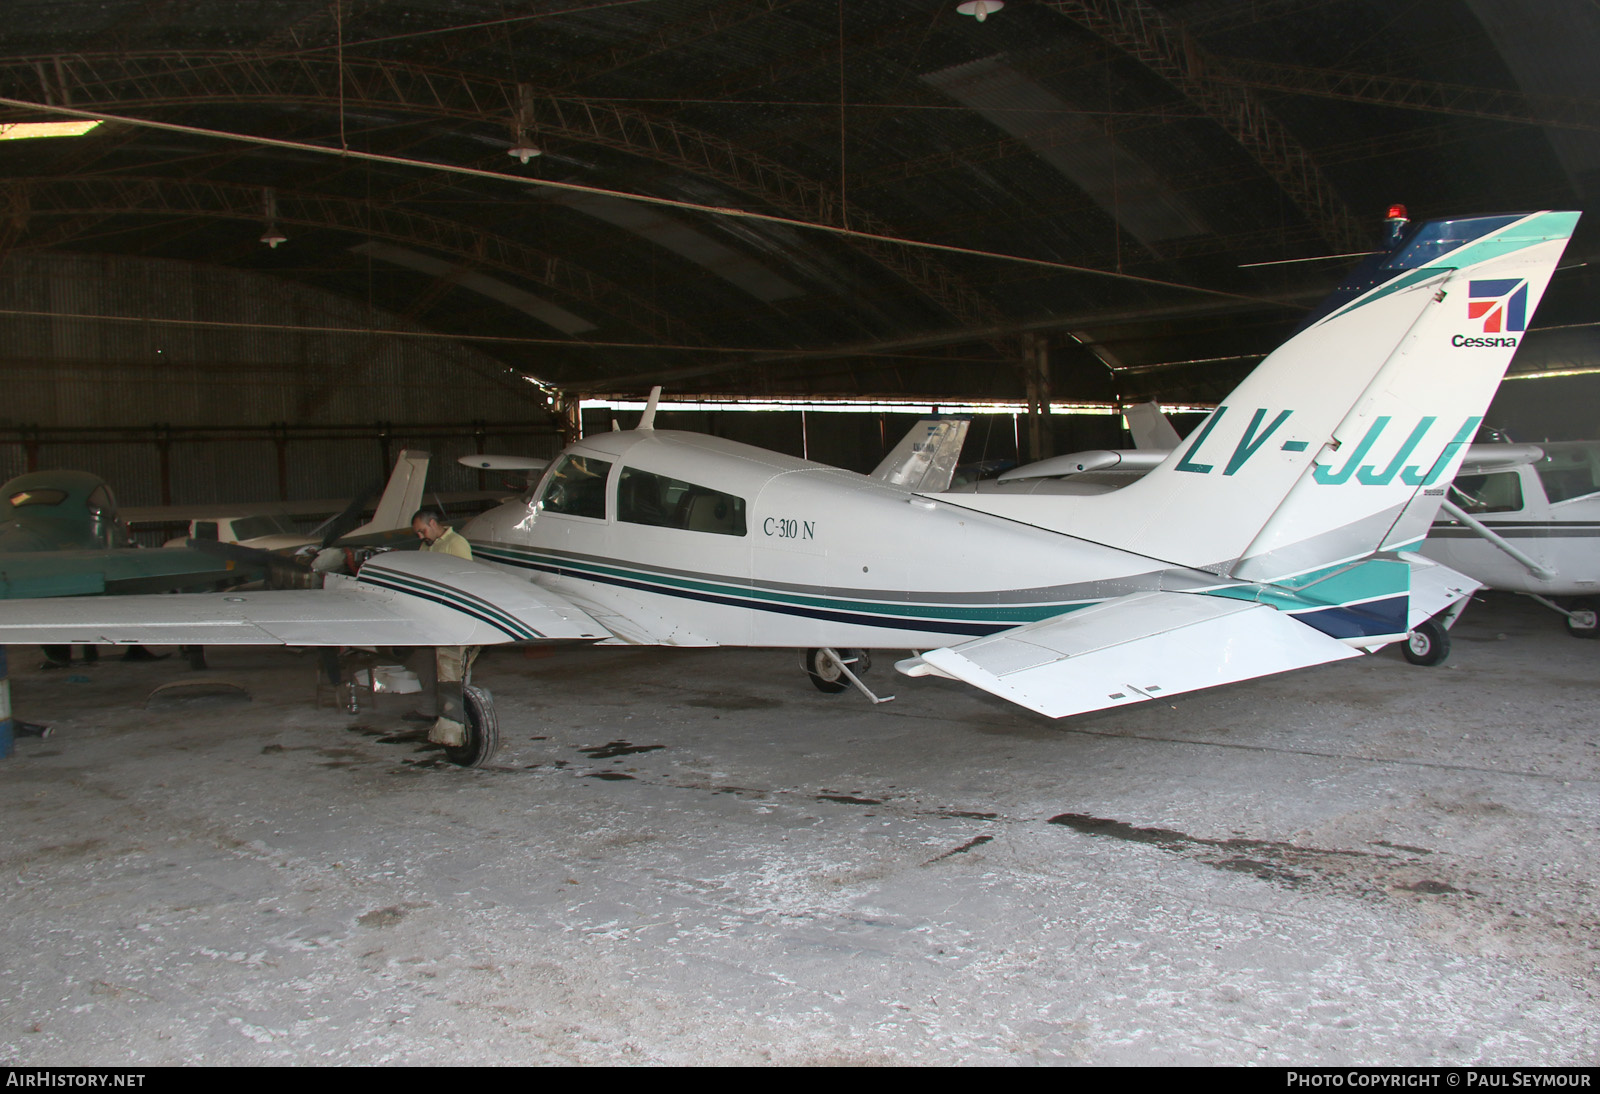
<box><xmin>803</xmin><ymin>648</ymin><xmax>894</xmax><ymax>704</ymax></box>
<box><xmin>443</xmin><ymin>684</ymin><xmax>500</xmax><ymax>768</ymax></box>
<box><xmin>321</xmin><ymin>647</ymin><xmax>501</xmax><ymax>768</ymax></box>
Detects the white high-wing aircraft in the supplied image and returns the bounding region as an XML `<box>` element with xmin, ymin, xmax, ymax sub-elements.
<box><xmin>0</xmin><ymin>210</ymin><xmax>1578</xmax><ymax>766</ymax></box>
<box><xmin>1422</xmin><ymin>440</ymin><xmax>1600</xmax><ymax>636</ymax></box>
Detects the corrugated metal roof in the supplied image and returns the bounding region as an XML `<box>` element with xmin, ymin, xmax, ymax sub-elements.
<box><xmin>0</xmin><ymin>0</ymin><xmax>1590</xmax><ymax>409</ymax></box>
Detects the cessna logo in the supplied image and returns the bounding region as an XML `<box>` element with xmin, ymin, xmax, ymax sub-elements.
<box><xmin>1453</xmin><ymin>278</ymin><xmax>1527</xmax><ymax>347</ymax></box>
<box><xmin>1466</xmin><ymin>278</ymin><xmax>1528</xmax><ymax>333</ymax></box>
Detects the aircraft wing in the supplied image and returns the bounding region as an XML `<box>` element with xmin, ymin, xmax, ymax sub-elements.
<box><xmin>0</xmin><ymin>552</ymin><xmax>610</xmax><ymax>647</ymax></box>
<box><xmin>1457</xmin><ymin>443</ymin><xmax>1545</xmax><ymax>476</ymax></box>
<box><xmin>997</xmin><ymin>449</ymin><xmax>1167</xmax><ymax>482</ymax></box>
<box><xmin>896</xmin><ymin>591</ymin><xmax>1360</xmax><ymax>719</ymax></box>
<box><xmin>0</xmin><ymin>546</ymin><xmax>258</xmax><ymax>599</ymax></box>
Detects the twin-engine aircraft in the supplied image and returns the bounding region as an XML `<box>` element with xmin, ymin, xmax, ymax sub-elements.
<box><xmin>0</xmin><ymin>210</ymin><xmax>1579</xmax><ymax>765</ymax></box>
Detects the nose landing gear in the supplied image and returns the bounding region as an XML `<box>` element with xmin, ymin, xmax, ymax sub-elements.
<box><xmin>803</xmin><ymin>648</ymin><xmax>894</xmax><ymax>704</ymax></box>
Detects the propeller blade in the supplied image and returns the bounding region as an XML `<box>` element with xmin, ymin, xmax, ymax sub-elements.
<box><xmin>319</xmin><ymin>477</ymin><xmax>385</xmax><ymax>549</ymax></box>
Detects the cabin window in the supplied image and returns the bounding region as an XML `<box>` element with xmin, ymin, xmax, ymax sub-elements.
<box><xmin>193</xmin><ymin>521</ymin><xmax>219</xmax><ymax>541</ymax></box>
<box><xmin>8</xmin><ymin>489</ymin><xmax>67</xmax><ymax>508</ymax></box>
<box><xmin>618</xmin><ymin>467</ymin><xmax>747</xmax><ymax>537</ymax></box>
<box><xmin>231</xmin><ymin>516</ymin><xmax>293</xmax><ymax>541</ymax></box>
<box><xmin>538</xmin><ymin>454</ymin><xmax>612</xmax><ymax>519</ymax></box>
<box><xmin>1535</xmin><ymin>444</ymin><xmax>1600</xmax><ymax>504</ymax></box>
<box><xmin>1451</xmin><ymin>471</ymin><xmax>1523</xmax><ymax>514</ymax></box>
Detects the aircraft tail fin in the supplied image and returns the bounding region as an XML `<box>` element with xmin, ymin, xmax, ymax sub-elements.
<box><xmin>871</xmin><ymin>417</ymin><xmax>971</xmax><ymax>492</ymax></box>
<box><xmin>937</xmin><ymin>211</ymin><xmax>1579</xmax><ymax>582</ymax></box>
<box><xmin>351</xmin><ymin>449</ymin><xmax>431</xmax><ymax>537</ymax></box>
<box><xmin>1124</xmin><ymin>401</ymin><xmax>1181</xmax><ymax>450</ymax></box>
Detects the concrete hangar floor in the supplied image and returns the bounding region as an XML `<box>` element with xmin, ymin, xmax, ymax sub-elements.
<box><xmin>0</xmin><ymin>593</ymin><xmax>1594</xmax><ymax>1066</ymax></box>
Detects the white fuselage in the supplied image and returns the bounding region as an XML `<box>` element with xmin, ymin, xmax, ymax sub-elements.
<box><xmin>462</xmin><ymin>429</ymin><xmax>1210</xmax><ymax>650</ymax></box>
<box><xmin>1421</xmin><ymin>443</ymin><xmax>1600</xmax><ymax>596</ymax></box>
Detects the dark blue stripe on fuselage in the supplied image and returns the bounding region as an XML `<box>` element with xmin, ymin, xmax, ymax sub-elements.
<box><xmin>483</xmin><ymin>550</ymin><xmax>1017</xmax><ymax>638</ymax></box>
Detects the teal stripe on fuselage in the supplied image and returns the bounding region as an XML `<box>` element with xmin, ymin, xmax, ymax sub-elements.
<box><xmin>475</xmin><ymin>542</ymin><xmax>1090</xmax><ymax>628</ymax></box>
<box><xmin>1198</xmin><ymin>557</ymin><xmax>1409</xmax><ymax>615</ymax></box>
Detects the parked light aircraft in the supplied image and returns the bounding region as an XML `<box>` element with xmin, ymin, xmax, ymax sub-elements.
<box><xmin>0</xmin><ymin>210</ymin><xmax>1578</xmax><ymax>766</ymax></box>
<box><xmin>987</xmin><ymin>417</ymin><xmax>1599</xmax><ymax>648</ymax></box>
<box><xmin>159</xmin><ymin>449</ymin><xmax>432</xmax><ymax>556</ymax></box>
<box><xmin>0</xmin><ymin>450</ymin><xmax>435</xmax><ymax>599</ymax></box>
<box><xmin>1422</xmin><ymin>440</ymin><xmax>1600</xmax><ymax>636</ymax></box>
<box><xmin>0</xmin><ymin>469</ymin><xmax>254</xmax><ymax>598</ymax></box>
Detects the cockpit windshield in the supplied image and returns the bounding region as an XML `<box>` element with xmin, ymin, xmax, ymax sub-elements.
<box><xmin>9</xmin><ymin>489</ymin><xmax>68</xmax><ymax>508</ymax></box>
<box><xmin>538</xmin><ymin>454</ymin><xmax>612</xmax><ymax>519</ymax></box>
<box><xmin>1535</xmin><ymin>443</ymin><xmax>1600</xmax><ymax>504</ymax></box>
<box><xmin>230</xmin><ymin>515</ymin><xmax>296</xmax><ymax>540</ymax></box>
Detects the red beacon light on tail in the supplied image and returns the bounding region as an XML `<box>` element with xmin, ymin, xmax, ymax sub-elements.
<box><xmin>1384</xmin><ymin>203</ymin><xmax>1411</xmax><ymax>248</ymax></box>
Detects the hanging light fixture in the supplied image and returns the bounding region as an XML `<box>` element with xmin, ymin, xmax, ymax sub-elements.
<box><xmin>507</xmin><ymin>142</ymin><xmax>541</xmax><ymax>165</ymax></box>
<box><xmin>507</xmin><ymin>83</ymin><xmax>542</xmax><ymax>165</ymax></box>
<box><xmin>259</xmin><ymin>186</ymin><xmax>286</xmax><ymax>248</ymax></box>
<box><xmin>957</xmin><ymin>0</ymin><xmax>1003</xmax><ymax>21</ymax></box>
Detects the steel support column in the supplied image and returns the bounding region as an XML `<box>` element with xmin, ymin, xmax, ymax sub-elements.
<box><xmin>1022</xmin><ymin>332</ymin><xmax>1052</xmax><ymax>462</ymax></box>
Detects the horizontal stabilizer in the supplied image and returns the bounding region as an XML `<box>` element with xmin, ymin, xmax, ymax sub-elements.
<box><xmin>1402</xmin><ymin>553</ymin><xmax>1479</xmax><ymax>630</ymax></box>
<box><xmin>896</xmin><ymin>591</ymin><xmax>1359</xmax><ymax>719</ymax></box>
<box><xmin>0</xmin><ymin>552</ymin><xmax>610</xmax><ymax>647</ymax></box>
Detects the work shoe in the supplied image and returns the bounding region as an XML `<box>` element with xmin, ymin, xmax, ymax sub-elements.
<box><xmin>428</xmin><ymin>717</ymin><xmax>467</xmax><ymax>748</ymax></box>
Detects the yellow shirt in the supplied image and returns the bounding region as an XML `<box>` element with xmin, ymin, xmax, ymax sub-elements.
<box><xmin>424</xmin><ymin>526</ymin><xmax>472</xmax><ymax>560</ymax></box>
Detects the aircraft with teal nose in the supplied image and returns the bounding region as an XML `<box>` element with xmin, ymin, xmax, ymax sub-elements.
<box><xmin>0</xmin><ymin>469</ymin><xmax>254</xmax><ymax>598</ymax></box>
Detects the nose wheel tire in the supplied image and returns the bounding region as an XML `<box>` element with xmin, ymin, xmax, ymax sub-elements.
<box><xmin>1402</xmin><ymin>619</ymin><xmax>1450</xmax><ymax>667</ymax></box>
<box><xmin>1564</xmin><ymin>603</ymin><xmax>1599</xmax><ymax>639</ymax></box>
<box><xmin>804</xmin><ymin>648</ymin><xmax>869</xmax><ymax>694</ymax></box>
<box><xmin>444</xmin><ymin>684</ymin><xmax>500</xmax><ymax>767</ymax></box>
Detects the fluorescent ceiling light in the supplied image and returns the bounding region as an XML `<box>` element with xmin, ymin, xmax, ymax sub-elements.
<box><xmin>580</xmin><ymin>396</ymin><xmax>1214</xmax><ymax>416</ymax></box>
<box><xmin>1504</xmin><ymin>366</ymin><xmax>1600</xmax><ymax>380</ymax></box>
<box><xmin>0</xmin><ymin>119</ymin><xmax>102</xmax><ymax>140</ymax></box>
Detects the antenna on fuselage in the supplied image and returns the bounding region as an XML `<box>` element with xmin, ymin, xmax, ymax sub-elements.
<box><xmin>637</xmin><ymin>385</ymin><xmax>663</xmax><ymax>431</ymax></box>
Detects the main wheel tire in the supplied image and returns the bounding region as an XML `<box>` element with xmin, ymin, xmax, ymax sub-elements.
<box><xmin>1402</xmin><ymin>619</ymin><xmax>1450</xmax><ymax>667</ymax></box>
<box><xmin>1563</xmin><ymin>599</ymin><xmax>1600</xmax><ymax>638</ymax></box>
<box><xmin>804</xmin><ymin>648</ymin><xmax>849</xmax><ymax>693</ymax></box>
<box><xmin>444</xmin><ymin>684</ymin><xmax>500</xmax><ymax>767</ymax></box>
